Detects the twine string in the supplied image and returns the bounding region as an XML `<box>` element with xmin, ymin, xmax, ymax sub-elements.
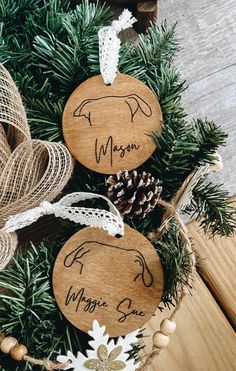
<box><xmin>23</xmin><ymin>355</ymin><xmax>70</xmax><ymax>370</ymax></box>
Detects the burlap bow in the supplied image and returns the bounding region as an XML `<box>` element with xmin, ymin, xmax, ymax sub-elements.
<box><xmin>0</xmin><ymin>63</ymin><xmax>73</xmax><ymax>270</ymax></box>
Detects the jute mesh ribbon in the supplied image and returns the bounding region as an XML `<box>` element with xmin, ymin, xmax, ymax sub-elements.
<box><xmin>0</xmin><ymin>63</ymin><xmax>73</xmax><ymax>270</ymax></box>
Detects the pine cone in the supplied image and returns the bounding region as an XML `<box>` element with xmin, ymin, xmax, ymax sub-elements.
<box><xmin>107</xmin><ymin>170</ymin><xmax>162</xmax><ymax>219</ymax></box>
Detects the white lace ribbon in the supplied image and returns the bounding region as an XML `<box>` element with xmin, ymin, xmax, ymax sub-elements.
<box><xmin>1</xmin><ymin>192</ymin><xmax>124</xmax><ymax>237</ymax></box>
<box><xmin>98</xmin><ymin>9</ymin><xmax>136</xmax><ymax>85</ymax></box>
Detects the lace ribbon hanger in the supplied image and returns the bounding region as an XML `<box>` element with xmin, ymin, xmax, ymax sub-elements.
<box><xmin>98</xmin><ymin>9</ymin><xmax>136</xmax><ymax>85</ymax></box>
<box><xmin>1</xmin><ymin>192</ymin><xmax>124</xmax><ymax>237</ymax></box>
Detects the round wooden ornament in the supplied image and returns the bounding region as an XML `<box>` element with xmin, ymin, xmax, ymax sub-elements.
<box><xmin>53</xmin><ymin>225</ymin><xmax>164</xmax><ymax>337</ymax></box>
<box><xmin>63</xmin><ymin>73</ymin><xmax>162</xmax><ymax>174</ymax></box>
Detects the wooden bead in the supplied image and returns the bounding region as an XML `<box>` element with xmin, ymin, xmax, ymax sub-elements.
<box><xmin>160</xmin><ymin>319</ymin><xmax>177</xmax><ymax>335</ymax></box>
<box><xmin>153</xmin><ymin>331</ymin><xmax>169</xmax><ymax>348</ymax></box>
<box><xmin>10</xmin><ymin>344</ymin><xmax>28</xmax><ymax>361</ymax></box>
<box><xmin>0</xmin><ymin>336</ymin><xmax>18</xmax><ymax>354</ymax></box>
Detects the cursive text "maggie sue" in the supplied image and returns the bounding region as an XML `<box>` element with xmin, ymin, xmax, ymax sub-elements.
<box><xmin>65</xmin><ymin>286</ymin><xmax>108</xmax><ymax>313</ymax></box>
<box><xmin>95</xmin><ymin>136</ymin><xmax>140</xmax><ymax>166</ymax></box>
<box><xmin>116</xmin><ymin>298</ymin><xmax>145</xmax><ymax>323</ymax></box>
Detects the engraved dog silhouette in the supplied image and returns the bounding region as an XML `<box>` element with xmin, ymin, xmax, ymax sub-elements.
<box><xmin>73</xmin><ymin>95</ymin><xmax>152</xmax><ymax>126</ymax></box>
<box><xmin>64</xmin><ymin>241</ymin><xmax>153</xmax><ymax>288</ymax></box>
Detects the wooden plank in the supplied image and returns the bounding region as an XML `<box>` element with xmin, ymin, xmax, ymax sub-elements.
<box><xmin>187</xmin><ymin>199</ymin><xmax>236</xmax><ymax>328</ymax></box>
<box><xmin>180</xmin><ymin>65</ymin><xmax>236</xmax><ymax>197</ymax></box>
<box><xmin>142</xmin><ymin>275</ymin><xmax>236</xmax><ymax>371</ymax></box>
<box><xmin>159</xmin><ymin>0</ymin><xmax>236</xmax><ymax>83</ymax></box>
<box><xmin>159</xmin><ymin>0</ymin><xmax>236</xmax><ymax>196</ymax></box>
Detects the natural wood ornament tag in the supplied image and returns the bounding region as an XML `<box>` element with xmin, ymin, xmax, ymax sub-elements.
<box><xmin>53</xmin><ymin>225</ymin><xmax>164</xmax><ymax>337</ymax></box>
<box><xmin>63</xmin><ymin>74</ymin><xmax>162</xmax><ymax>174</ymax></box>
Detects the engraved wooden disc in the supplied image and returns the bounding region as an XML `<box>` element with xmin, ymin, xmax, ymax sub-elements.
<box><xmin>63</xmin><ymin>73</ymin><xmax>162</xmax><ymax>174</ymax></box>
<box><xmin>52</xmin><ymin>225</ymin><xmax>164</xmax><ymax>337</ymax></box>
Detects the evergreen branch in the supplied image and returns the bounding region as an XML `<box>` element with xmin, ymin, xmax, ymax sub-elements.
<box><xmin>191</xmin><ymin>179</ymin><xmax>236</xmax><ymax>237</ymax></box>
<box><xmin>0</xmin><ymin>243</ymin><xmax>83</xmax><ymax>371</ymax></box>
<box><xmin>120</xmin><ymin>22</ymin><xmax>182</xmax><ymax>93</ymax></box>
<box><xmin>0</xmin><ymin>2</ymin><xmax>233</xmax><ymax>339</ymax></box>
<box><xmin>121</xmin><ymin>21</ymin><xmax>180</xmax><ymax>74</ymax></box>
<box><xmin>27</xmin><ymin>98</ymin><xmax>65</xmax><ymax>142</ymax></box>
<box><xmin>33</xmin><ymin>32</ymin><xmax>83</xmax><ymax>92</ymax></box>
<box><xmin>153</xmin><ymin>222</ymin><xmax>193</xmax><ymax>308</ymax></box>
<box><xmin>157</xmin><ymin>64</ymin><xmax>186</xmax><ymax>117</ymax></box>
<box><xmin>63</xmin><ymin>1</ymin><xmax>112</xmax><ymax>36</ymax></box>
<box><xmin>150</xmin><ymin>118</ymin><xmax>198</xmax><ymax>196</ymax></box>
<box><xmin>0</xmin><ymin>242</ymin><xmax>144</xmax><ymax>371</ymax></box>
<box><xmin>32</xmin><ymin>2</ymin><xmax>111</xmax><ymax>93</ymax></box>
<box><xmin>150</xmin><ymin>118</ymin><xmax>228</xmax><ymax>198</ymax></box>
<box><xmin>0</xmin><ymin>0</ymin><xmax>41</xmax><ymax>22</ymax></box>
<box><xmin>187</xmin><ymin>119</ymin><xmax>228</xmax><ymax>167</ymax></box>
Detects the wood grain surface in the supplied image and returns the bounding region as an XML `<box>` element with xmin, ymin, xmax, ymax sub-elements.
<box><xmin>188</xmin><ymin>198</ymin><xmax>236</xmax><ymax>329</ymax></box>
<box><xmin>143</xmin><ymin>275</ymin><xmax>236</xmax><ymax>371</ymax></box>
<box><xmin>159</xmin><ymin>0</ymin><xmax>236</xmax><ymax>196</ymax></box>
<box><xmin>63</xmin><ymin>73</ymin><xmax>162</xmax><ymax>174</ymax></box>
<box><xmin>137</xmin><ymin>2</ymin><xmax>157</xmax><ymax>33</ymax></box>
<box><xmin>53</xmin><ymin>225</ymin><xmax>164</xmax><ymax>337</ymax></box>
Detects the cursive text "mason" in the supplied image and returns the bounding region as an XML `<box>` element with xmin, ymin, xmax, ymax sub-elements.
<box><xmin>95</xmin><ymin>136</ymin><xmax>140</xmax><ymax>166</ymax></box>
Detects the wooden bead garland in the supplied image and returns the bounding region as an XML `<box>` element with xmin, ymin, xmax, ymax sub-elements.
<box><xmin>10</xmin><ymin>344</ymin><xmax>28</xmax><ymax>361</ymax></box>
<box><xmin>160</xmin><ymin>318</ymin><xmax>177</xmax><ymax>335</ymax></box>
<box><xmin>153</xmin><ymin>331</ymin><xmax>170</xmax><ymax>348</ymax></box>
<box><xmin>150</xmin><ymin>318</ymin><xmax>177</xmax><ymax>359</ymax></box>
<box><xmin>0</xmin><ymin>321</ymin><xmax>175</xmax><ymax>369</ymax></box>
<box><xmin>0</xmin><ymin>336</ymin><xmax>18</xmax><ymax>354</ymax></box>
<box><xmin>152</xmin><ymin>319</ymin><xmax>176</xmax><ymax>350</ymax></box>
<box><xmin>0</xmin><ymin>336</ymin><xmax>28</xmax><ymax>362</ymax></box>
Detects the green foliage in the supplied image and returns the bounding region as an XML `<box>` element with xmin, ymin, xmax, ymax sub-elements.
<box><xmin>0</xmin><ymin>243</ymin><xmax>84</xmax><ymax>371</ymax></box>
<box><xmin>187</xmin><ymin>119</ymin><xmax>227</xmax><ymax>167</ymax></box>
<box><xmin>191</xmin><ymin>179</ymin><xmax>236</xmax><ymax>237</ymax></box>
<box><xmin>0</xmin><ymin>0</ymin><xmax>112</xmax><ymax>141</ymax></box>
<box><xmin>120</xmin><ymin>22</ymin><xmax>187</xmax><ymax>124</ymax></box>
<box><xmin>0</xmin><ymin>243</ymin><xmax>144</xmax><ymax>371</ymax></box>
<box><xmin>0</xmin><ymin>1</ymin><xmax>235</xmax><ymax>366</ymax></box>
<box><xmin>154</xmin><ymin>223</ymin><xmax>193</xmax><ymax>307</ymax></box>
<box><xmin>0</xmin><ymin>0</ymin><xmax>234</xmax><ymax>296</ymax></box>
<box><xmin>149</xmin><ymin>118</ymin><xmax>228</xmax><ymax>197</ymax></box>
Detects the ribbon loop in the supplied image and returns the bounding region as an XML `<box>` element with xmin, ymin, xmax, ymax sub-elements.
<box><xmin>0</xmin><ymin>63</ymin><xmax>73</xmax><ymax>271</ymax></box>
<box><xmin>1</xmin><ymin>192</ymin><xmax>124</xmax><ymax>237</ymax></box>
<box><xmin>98</xmin><ymin>9</ymin><xmax>136</xmax><ymax>85</ymax></box>
<box><xmin>40</xmin><ymin>201</ymin><xmax>54</xmax><ymax>215</ymax></box>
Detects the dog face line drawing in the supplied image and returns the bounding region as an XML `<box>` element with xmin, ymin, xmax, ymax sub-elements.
<box><xmin>73</xmin><ymin>94</ymin><xmax>153</xmax><ymax>127</ymax></box>
<box><xmin>63</xmin><ymin>240</ymin><xmax>154</xmax><ymax>288</ymax></box>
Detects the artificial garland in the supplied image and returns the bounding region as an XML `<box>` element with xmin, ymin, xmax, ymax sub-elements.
<box><xmin>0</xmin><ymin>1</ymin><xmax>235</xmax><ymax>371</ymax></box>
